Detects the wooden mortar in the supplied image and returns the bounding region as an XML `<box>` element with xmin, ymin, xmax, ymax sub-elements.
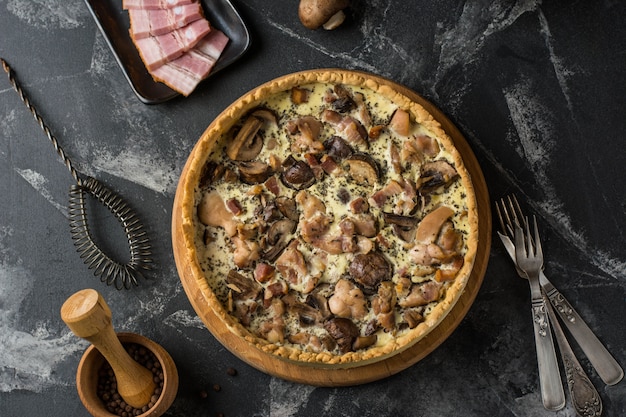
<box><xmin>61</xmin><ymin>289</ymin><xmax>178</xmax><ymax>416</ymax></box>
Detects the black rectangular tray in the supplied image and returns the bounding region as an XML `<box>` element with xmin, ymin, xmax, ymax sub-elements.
<box><xmin>84</xmin><ymin>0</ymin><xmax>250</xmax><ymax>104</ymax></box>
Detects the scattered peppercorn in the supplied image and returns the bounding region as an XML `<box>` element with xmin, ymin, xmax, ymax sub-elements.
<box><xmin>96</xmin><ymin>343</ymin><xmax>164</xmax><ymax>416</ymax></box>
<box><xmin>226</xmin><ymin>367</ymin><xmax>237</xmax><ymax>376</ymax></box>
<box><xmin>212</xmin><ymin>383</ymin><xmax>221</xmax><ymax>392</ymax></box>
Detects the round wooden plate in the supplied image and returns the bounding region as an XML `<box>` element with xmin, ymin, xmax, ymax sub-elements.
<box><xmin>172</xmin><ymin>70</ymin><xmax>491</xmax><ymax>386</ymax></box>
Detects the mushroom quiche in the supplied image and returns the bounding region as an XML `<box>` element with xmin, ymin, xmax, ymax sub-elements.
<box><xmin>181</xmin><ymin>70</ymin><xmax>478</xmax><ymax>365</ymax></box>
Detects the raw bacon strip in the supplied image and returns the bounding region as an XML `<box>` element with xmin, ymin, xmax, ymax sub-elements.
<box><xmin>123</xmin><ymin>0</ymin><xmax>195</xmax><ymax>10</ymax></box>
<box><xmin>151</xmin><ymin>29</ymin><xmax>229</xmax><ymax>96</ymax></box>
<box><xmin>132</xmin><ymin>19</ymin><xmax>211</xmax><ymax>71</ymax></box>
<box><xmin>129</xmin><ymin>4</ymin><xmax>204</xmax><ymax>39</ymax></box>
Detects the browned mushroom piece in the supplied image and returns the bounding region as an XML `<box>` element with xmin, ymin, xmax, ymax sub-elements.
<box><xmin>198</xmin><ymin>161</ymin><xmax>225</xmax><ymax>188</ymax></box>
<box><xmin>237</xmin><ymin>161</ymin><xmax>273</xmax><ymax>184</ymax></box>
<box><xmin>289</xmin><ymin>301</ymin><xmax>324</xmax><ymax>326</ymax></box>
<box><xmin>251</xmin><ymin>107</ymin><xmax>278</xmax><ymax>125</ymax></box>
<box><xmin>383</xmin><ymin>212</ymin><xmax>419</xmax><ymax>242</ymax></box>
<box><xmin>298</xmin><ymin>0</ymin><xmax>349</xmax><ymax>30</ymax></box>
<box><xmin>275</xmin><ymin>196</ymin><xmax>300</xmax><ymax>221</ymax></box>
<box><xmin>281</xmin><ymin>158</ymin><xmax>316</xmax><ymax>190</ymax></box>
<box><xmin>418</xmin><ymin>160</ymin><xmax>459</xmax><ymax>194</ymax></box>
<box><xmin>323</xmin><ymin>135</ymin><xmax>354</xmax><ymax>160</ymax></box>
<box><xmin>227</xmin><ymin>116</ymin><xmax>264</xmax><ymax>161</ymax></box>
<box><xmin>258</xmin><ymin>198</ymin><xmax>282</xmax><ymax>223</ymax></box>
<box><xmin>323</xmin><ymin>317</ymin><xmax>359</xmax><ymax>353</ymax></box>
<box><xmin>403</xmin><ymin>309</ymin><xmax>424</xmax><ymax>329</ymax></box>
<box><xmin>305</xmin><ymin>285</ymin><xmax>332</xmax><ymax>320</ymax></box>
<box><xmin>227</xmin><ymin>269</ymin><xmax>262</xmax><ymax>300</ymax></box>
<box><xmin>352</xmin><ymin>334</ymin><xmax>377</xmax><ymax>351</ymax></box>
<box><xmin>345</xmin><ymin>153</ymin><xmax>380</xmax><ymax>185</ymax></box>
<box><xmin>349</xmin><ymin>251</ymin><xmax>392</xmax><ymax>290</ymax></box>
<box><xmin>262</xmin><ymin>219</ymin><xmax>297</xmax><ymax>261</ymax></box>
<box><xmin>296</xmin><ymin>115</ymin><xmax>324</xmax><ymax>142</ymax></box>
<box><xmin>332</xmin><ymin>84</ymin><xmax>357</xmax><ymax>113</ymax></box>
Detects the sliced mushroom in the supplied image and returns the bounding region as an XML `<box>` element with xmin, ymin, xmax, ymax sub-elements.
<box><xmin>238</xmin><ymin>161</ymin><xmax>273</xmax><ymax>184</ymax></box>
<box><xmin>227</xmin><ymin>269</ymin><xmax>262</xmax><ymax>300</ymax></box>
<box><xmin>418</xmin><ymin>160</ymin><xmax>459</xmax><ymax>194</ymax></box>
<box><xmin>227</xmin><ymin>116</ymin><xmax>264</xmax><ymax>161</ymax></box>
<box><xmin>251</xmin><ymin>107</ymin><xmax>278</xmax><ymax>125</ymax></box>
<box><xmin>403</xmin><ymin>309</ymin><xmax>424</xmax><ymax>329</ymax></box>
<box><xmin>262</xmin><ymin>219</ymin><xmax>296</xmax><ymax>261</ymax></box>
<box><xmin>352</xmin><ymin>335</ymin><xmax>377</xmax><ymax>351</ymax></box>
<box><xmin>345</xmin><ymin>153</ymin><xmax>380</xmax><ymax>185</ymax></box>
<box><xmin>383</xmin><ymin>212</ymin><xmax>419</xmax><ymax>242</ymax></box>
<box><xmin>323</xmin><ymin>317</ymin><xmax>359</xmax><ymax>353</ymax></box>
<box><xmin>198</xmin><ymin>161</ymin><xmax>225</xmax><ymax>188</ymax></box>
<box><xmin>296</xmin><ymin>115</ymin><xmax>324</xmax><ymax>142</ymax></box>
<box><xmin>332</xmin><ymin>84</ymin><xmax>357</xmax><ymax>113</ymax></box>
<box><xmin>323</xmin><ymin>135</ymin><xmax>354</xmax><ymax>160</ymax></box>
<box><xmin>382</xmin><ymin>212</ymin><xmax>419</xmax><ymax>228</ymax></box>
<box><xmin>275</xmin><ymin>196</ymin><xmax>299</xmax><ymax>221</ymax></box>
<box><xmin>281</xmin><ymin>159</ymin><xmax>316</xmax><ymax>190</ymax></box>
<box><xmin>289</xmin><ymin>301</ymin><xmax>324</xmax><ymax>326</ymax></box>
<box><xmin>305</xmin><ymin>285</ymin><xmax>332</xmax><ymax>320</ymax></box>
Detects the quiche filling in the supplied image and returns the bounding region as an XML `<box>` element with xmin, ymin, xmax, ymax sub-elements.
<box><xmin>193</xmin><ymin>80</ymin><xmax>475</xmax><ymax>361</ymax></box>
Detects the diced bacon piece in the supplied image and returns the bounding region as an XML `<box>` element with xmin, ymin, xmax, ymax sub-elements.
<box><xmin>321</xmin><ymin>110</ymin><xmax>368</xmax><ymax>147</ymax></box>
<box><xmin>133</xmin><ymin>19</ymin><xmax>211</xmax><ymax>71</ymax></box>
<box><xmin>123</xmin><ymin>0</ymin><xmax>195</xmax><ymax>10</ymax></box>
<box><xmin>370</xmin><ymin>179</ymin><xmax>403</xmax><ymax>207</ymax></box>
<box><xmin>150</xmin><ymin>29</ymin><xmax>229</xmax><ymax>96</ymax></box>
<box><xmin>275</xmin><ymin>240</ymin><xmax>308</xmax><ymax>287</ymax></box>
<box><xmin>129</xmin><ymin>4</ymin><xmax>204</xmax><ymax>39</ymax></box>
<box><xmin>389</xmin><ymin>108</ymin><xmax>410</xmax><ymax>136</ymax></box>
<box><xmin>254</xmin><ymin>262</ymin><xmax>275</xmax><ymax>283</ymax></box>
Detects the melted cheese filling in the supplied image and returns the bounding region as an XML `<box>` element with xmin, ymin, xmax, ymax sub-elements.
<box><xmin>194</xmin><ymin>82</ymin><xmax>469</xmax><ymax>354</ymax></box>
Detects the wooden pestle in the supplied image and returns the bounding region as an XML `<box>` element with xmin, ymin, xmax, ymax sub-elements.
<box><xmin>61</xmin><ymin>289</ymin><xmax>156</xmax><ymax>409</ymax></box>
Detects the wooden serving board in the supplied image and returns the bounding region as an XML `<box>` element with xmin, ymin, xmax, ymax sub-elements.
<box><xmin>172</xmin><ymin>70</ymin><xmax>491</xmax><ymax>386</ymax></box>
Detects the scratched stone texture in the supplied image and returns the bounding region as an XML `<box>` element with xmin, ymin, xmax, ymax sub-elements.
<box><xmin>0</xmin><ymin>0</ymin><xmax>624</xmax><ymax>416</ymax></box>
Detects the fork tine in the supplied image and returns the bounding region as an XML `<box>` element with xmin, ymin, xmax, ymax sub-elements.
<box><xmin>511</xmin><ymin>195</ymin><xmax>527</xmax><ymax>229</ymax></box>
<box><xmin>523</xmin><ymin>216</ymin><xmax>534</xmax><ymax>257</ymax></box>
<box><xmin>514</xmin><ymin>222</ymin><xmax>526</xmax><ymax>258</ymax></box>
<box><xmin>532</xmin><ymin>215</ymin><xmax>543</xmax><ymax>262</ymax></box>
<box><xmin>495</xmin><ymin>199</ymin><xmax>507</xmax><ymax>234</ymax></box>
<box><xmin>500</xmin><ymin>197</ymin><xmax>515</xmax><ymax>237</ymax></box>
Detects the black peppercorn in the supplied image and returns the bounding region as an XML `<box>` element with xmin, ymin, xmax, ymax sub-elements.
<box><xmin>96</xmin><ymin>343</ymin><xmax>163</xmax><ymax>417</ymax></box>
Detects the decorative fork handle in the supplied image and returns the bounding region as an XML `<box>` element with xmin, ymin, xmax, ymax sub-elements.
<box><xmin>544</xmin><ymin>292</ymin><xmax>603</xmax><ymax>416</ymax></box>
<box><xmin>528</xmin><ymin>275</ymin><xmax>566</xmax><ymax>411</ymax></box>
<box><xmin>497</xmin><ymin>232</ymin><xmax>624</xmax><ymax>386</ymax></box>
<box><xmin>540</xmin><ymin>272</ymin><xmax>624</xmax><ymax>386</ymax></box>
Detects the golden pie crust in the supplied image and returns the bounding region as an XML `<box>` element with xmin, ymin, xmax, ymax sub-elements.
<box><xmin>177</xmin><ymin>70</ymin><xmax>478</xmax><ymax>365</ymax></box>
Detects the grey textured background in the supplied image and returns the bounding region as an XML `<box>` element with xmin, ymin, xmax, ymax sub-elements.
<box><xmin>1</xmin><ymin>1</ymin><xmax>624</xmax><ymax>416</ymax></box>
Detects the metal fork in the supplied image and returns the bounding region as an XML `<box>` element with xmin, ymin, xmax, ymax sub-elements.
<box><xmin>514</xmin><ymin>216</ymin><xmax>565</xmax><ymax>411</ymax></box>
<box><xmin>496</xmin><ymin>195</ymin><xmax>624</xmax><ymax>386</ymax></box>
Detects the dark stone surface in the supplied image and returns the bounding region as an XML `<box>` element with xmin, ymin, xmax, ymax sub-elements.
<box><xmin>1</xmin><ymin>1</ymin><xmax>624</xmax><ymax>416</ymax></box>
